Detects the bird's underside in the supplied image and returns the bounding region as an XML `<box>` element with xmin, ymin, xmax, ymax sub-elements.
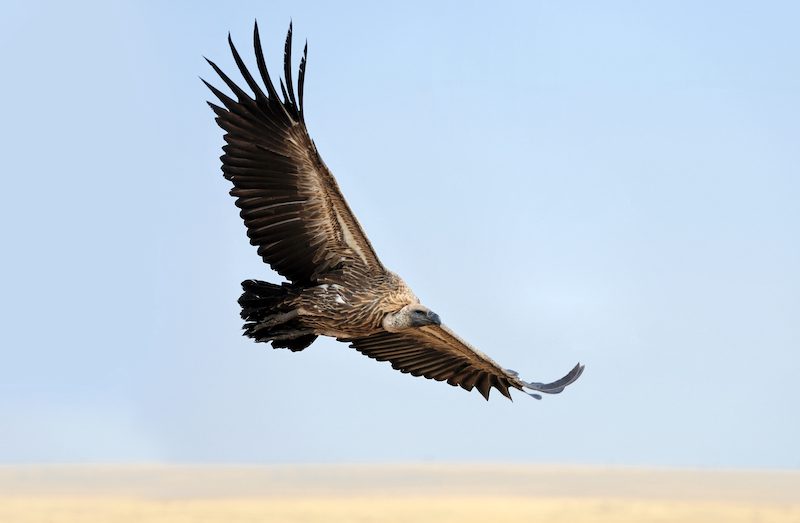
<box><xmin>204</xmin><ymin>22</ymin><xmax>584</xmax><ymax>400</ymax></box>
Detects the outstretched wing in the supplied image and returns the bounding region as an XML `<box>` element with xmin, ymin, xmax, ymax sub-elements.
<box><xmin>204</xmin><ymin>22</ymin><xmax>385</xmax><ymax>284</ymax></box>
<box><xmin>344</xmin><ymin>325</ymin><xmax>584</xmax><ymax>400</ymax></box>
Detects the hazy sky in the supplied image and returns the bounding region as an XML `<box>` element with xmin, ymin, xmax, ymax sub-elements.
<box><xmin>1</xmin><ymin>1</ymin><xmax>798</xmax><ymax>468</ymax></box>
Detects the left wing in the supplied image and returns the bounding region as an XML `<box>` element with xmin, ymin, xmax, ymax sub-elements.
<box><xmin>203</xmin><ymin>23</ymin><xmax>387</xmax><ymax>284</ymax></box>
<box><xmin>343</xmin><ymin>325</ymin><xmax>583</xmax><ymax>400</ymax></box>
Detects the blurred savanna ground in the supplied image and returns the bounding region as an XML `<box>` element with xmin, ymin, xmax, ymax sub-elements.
<box><xmin>2</xmin><ymin>465</ymin><xmax>798</xmax><ymax>523</ymax></box>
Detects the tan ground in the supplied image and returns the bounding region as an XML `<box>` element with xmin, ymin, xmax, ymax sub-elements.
<box><xmin>1</xmin><ymin>465</ymin><xmax>798</xmax><ymax>522</ymax></box>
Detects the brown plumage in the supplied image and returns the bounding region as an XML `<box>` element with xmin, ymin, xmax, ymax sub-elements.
<box><xmin>204</xmin><ymin>22</ymin><xmax>584</xmax><ymax>400</ymax></box>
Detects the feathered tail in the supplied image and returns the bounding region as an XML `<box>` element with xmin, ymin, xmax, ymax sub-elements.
<box><xmin>238</xmin><ymin>279</ymin><xmax>317</xmax><ymax>351</ymax></box>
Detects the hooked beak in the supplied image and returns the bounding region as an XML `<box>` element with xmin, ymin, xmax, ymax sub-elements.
<box><xmin>427</xmin><ymin>311</ymin><xmax>441</xmax><ymax>326</ymax></box>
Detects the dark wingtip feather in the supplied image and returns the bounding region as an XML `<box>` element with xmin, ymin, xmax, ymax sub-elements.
<box><xmin>205</xmin><ymin>100</ymin><xmax>226</xmax><ymax>114</ymax></box>
<box><xmin>495</xmin><ymin>379</ymin><xmax>513</xmax><ymax>401</ymax></box>
<box><xmin>227</xmin><ymin>30</ymin><xmax>269</xmax><ymax>105</ymax></box>
<box><xmin>475</xmin><ymin>374</ymin><xmax>492</xmax><ymax>400</ymax></box>
<box><xmin>253</xmin><ymin>20</ymin><xmax>281</xmax><ymax>102</ymax></box>
<box><xmin>279</xmin><ymin>78</ymin><xmax>289</xmax><ymax>104</ymax></box>
<box><xmin>201</xmin><ymin>77</ymin><xmax>236</xmax><ymax>108</ymax></box>
<box><xmin>283</xmin><ymin>21</ymin><xmax>298</xmax><ymax>110</ymax></box>
<box><xmin>298</xmin><ymin>40</ymin><xmax>308</xmax><ymax>120</ymax></box>
<box><xmin>204</xmin><ymin>56</ymin><xmax>253</xmax><ymax>105</ymax></box>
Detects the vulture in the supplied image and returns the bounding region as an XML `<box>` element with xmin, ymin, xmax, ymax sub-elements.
<box><xmin>204</xmin><ymin>22</ymin><xmax>584</xmax><ymax>401</ymax></box>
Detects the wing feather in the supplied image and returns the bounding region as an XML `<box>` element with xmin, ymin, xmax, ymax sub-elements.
<box><xmin>204</xmin><ymin>22</ymin><xmax>385</xmax><ymax>284</ymax></box>
<box><xmin>253</xmin><ymin>22</ymin><xmax>284</xmax><ymax>109</ymax></box>
<box><xmin>283</xmin><ymin>22</ymin><xmax>298</xmax><ymax>109</ymax></box>
<box><xmin>345</xmin><ymin>325</ymin><xmax>583</xmax><ymax>401</ymax></box>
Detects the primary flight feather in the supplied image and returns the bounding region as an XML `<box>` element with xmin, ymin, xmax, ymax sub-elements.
<box><xmin>204</xmin><ymin>22</ymin><xmax>584</xmax><ymax>400</ymax></box>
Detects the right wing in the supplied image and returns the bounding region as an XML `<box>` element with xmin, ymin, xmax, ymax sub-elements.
<box><xmin>344</xmin><ymin>324</ymin><xmax>584</xmax><ymax>400</ymax></box>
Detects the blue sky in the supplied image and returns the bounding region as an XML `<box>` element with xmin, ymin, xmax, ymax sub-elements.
<box><xmin>1</xmin><ymin>0</ymin><xmax>798</xmax><ymax>467</ymax></box>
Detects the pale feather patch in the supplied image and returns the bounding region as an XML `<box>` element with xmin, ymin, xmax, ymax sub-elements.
<box><xmin>335</xmin><ymin>210</ymin><xmax>369</xmax><ymax>266</ymax></box>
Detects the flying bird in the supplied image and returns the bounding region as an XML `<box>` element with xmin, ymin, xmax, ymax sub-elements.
<box><xmin>204</xmin><ymin>22</ymin><xmax>584</xmax><ymax>400</ymax></box>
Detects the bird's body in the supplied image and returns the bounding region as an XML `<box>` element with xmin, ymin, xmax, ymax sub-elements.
<box><xmin>205</xmin><ymin>22</ymin><xmax>584</xmax><ymax>400</ymax></box>
<box><xmin>254</xmin><ymin>271</ymin><xmax>417</xmax><ymax>340</ymax></box>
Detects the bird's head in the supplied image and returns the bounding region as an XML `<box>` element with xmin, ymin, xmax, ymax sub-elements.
<box><xmin>382</xmin><ymin>304</ymin><xmax>442</xmax><ymax>332</ymax></box>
